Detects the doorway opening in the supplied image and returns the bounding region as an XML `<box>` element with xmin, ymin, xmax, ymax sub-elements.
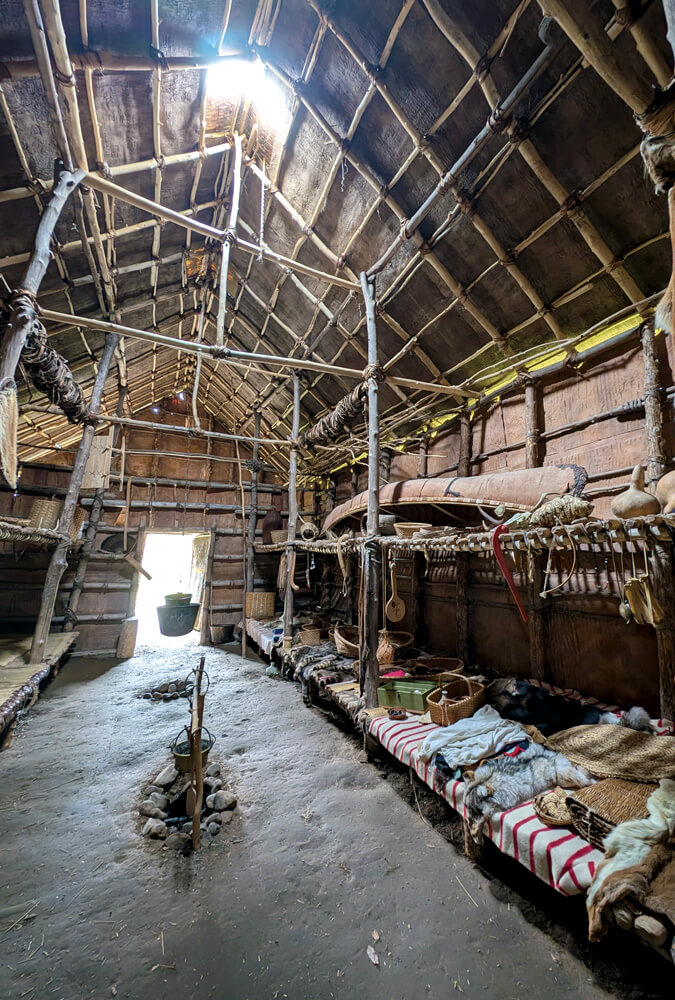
<box><xmin>135</xmin><ymin>531</ymin><xmax>211</xmax><ymax>648</ymax></box>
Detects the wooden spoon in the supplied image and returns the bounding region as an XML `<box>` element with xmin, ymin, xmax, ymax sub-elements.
<box><xmin>385</xmin><ymin>563</ymin><xmax>405</xmax><ymax>623</ymax></box>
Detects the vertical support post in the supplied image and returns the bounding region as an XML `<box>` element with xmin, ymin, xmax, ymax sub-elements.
<box><xmin>30</xmin><ymin>332</ymin><xmax>118</xmax><ymax>663</ymax></box>
<box><xmin>325</xmin><ymin>475</ymin><xmax>337</xmax><ymax>514</ymax></box>
<box><xmin>455</xmin><ymin>409</ymin><xmax>471</xmax><ymax>663</ymax></box>
<box><xmin>379</xmin><ymin>447</ymin><xmax>392</xmax><ymax>485</ymax></box>
<box><xmin>360</xmin><ymin>271</ymin><xmax>381</xmax><ymax>708</ymax></box>
<box><xmin>200</xmin><ymin>525</ymin><xmax>216</xmax><ymax>646</ymax></box>
<box><xmin>283</xmin><ymin>372</ymin><xmax>301</xmax><ymax>649</ymax></box>
<box><xmin>216</xmin><ymin>133</ymin><xmax>243</xmax><ymax>345</ymax></box>
<box><xmin>641</xmin><ymin>324</ymin><xmax>675</xmax><ymax>719</ymax></box>
<box><xmin>63</xmin><ymin>382</ymin><xmax>128</xmax><ymax>631</ymax></box>
<box><xmin>524</xmin><ymin>378</ymin><xmax>546</xmax><ymax>681</ymax></box>
<box><xmin>246</xmin><ymin>409</ymin><xmax>261</xmax><ymax>592</ymax></box>
<box><xmin>417</xmin><ymin>433</ymin><xmax>429</xmax><ymax>478</ymax></box>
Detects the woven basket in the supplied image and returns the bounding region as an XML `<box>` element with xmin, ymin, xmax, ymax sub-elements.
<box><xmin>376</xmin><ymin>629</ymin><xmax>413</xmax><ymax>664</ymax></box>
<box><xmin>533</xmin><ymin>788</ymin><xmax>572</xmax><ymax>828</ymax></box>
<box><xmin>394</xmin><ymin>521</ymin><xmax>432</xmax><ymax>539</ymax></box>
<box><xmin>69</xmin><ymin>505</ymin><xmax>86</xmax><ymax>542</ymax></box>
<box><xmin>245</xmin><ymin>591</ymin><xmax>276</xmax><ymax>619</ymax></box>
<box><xmin>29</xmin><ymin>497</ymin><xmax>62</xmax><ymax>531</ymax></box>
<box><xmin>270</xmin><ymin>529</ymin><xmax>287</xmax><ymax>544</ymax></box>
<box><xmin>397</xmin><ymin>656</ymin><xmax>464</xmax><ymax>676</ymax></box>
<box><xmin>566</xmin><ymin>778</ymin><xmax>654</xmax><ymax>850</ymax></box>
<box><xmin>426</xmin><ymin>672</ymin><xmax>485</xmax><ymax>726</ymax></box>
<box><xmin>334</xmin><ymin>623</ymin><xmax>360</xmax><ymax>658</ymax></box>
<box><xmin>299</xmin><ymin>627</ymin><xmax>322</xmax><ymax>646</ymax></box>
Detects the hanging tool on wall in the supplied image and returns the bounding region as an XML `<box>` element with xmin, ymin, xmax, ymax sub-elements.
<box><xmin>491</xmin><ymin>523</ymin><xmax>529</xmax><ymax>623</ymax></box>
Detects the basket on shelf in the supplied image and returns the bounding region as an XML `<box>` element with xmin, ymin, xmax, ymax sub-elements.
<box><xmin>565</xmin><ymin>778</ymin><xmax>654</xmax><ymax>850</ymax></box>
<box><xmin>69</xmin><ymin>505</ymin><xmax>87</xmax><ymax>542</ymax></box>
<box><xmin>245</xmin><ymin>590</ymin><xmax>276</xmax><ymax>620</ymax></box>
<box><xmin>28</xmin><ymin>497</ymin><xmax>62</xmax><ymax>531</ymax></box>
<box><xmin>333</xmin><ymin>623</ymin><xmax>360</xmax><ymax>658</ymax></box>
<box><xmin>376</xmin><ymin>629</ymin><xmax>413</xmax><ymax>664</ymax></box>
<box><xmin>426</xmin><ymin>672</ymin><xmax>485</xmax><ymax>726</ymax></box>
<box><xmin>299</xmin><ymin>627</ymin><xmax>322</xmax><ymax>646</ymax></box>
<box><xmin>270</xmin><ymin>530</ymin><xmax>287</xmax><ymax>545</ymax></box>
<box><xmin>394</xmin><ymin>522</ymin><xmax>432</xmax><ymax>539</ymax></box>
<box><xmin>396</xmin><ymin>656</ymin><xmax>464</xmax><ymax>676</ymax></box>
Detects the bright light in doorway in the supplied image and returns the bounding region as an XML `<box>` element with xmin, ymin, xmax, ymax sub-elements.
<box><xmin>207</xmin><ymin>57</ymin><xmax>291</xmax><ymax>131</ymax></box>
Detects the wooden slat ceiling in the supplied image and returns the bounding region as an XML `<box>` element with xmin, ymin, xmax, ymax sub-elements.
<box><xmin>0</xmin><ymin>0</ymin><xmax>671</xmax><ymax>473</ymax></box>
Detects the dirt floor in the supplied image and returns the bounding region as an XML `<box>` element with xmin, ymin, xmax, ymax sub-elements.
<box><xmin>0</xmin><ymin>642</ymin><xmax>673</xmax><ymax>1000</ymax></box>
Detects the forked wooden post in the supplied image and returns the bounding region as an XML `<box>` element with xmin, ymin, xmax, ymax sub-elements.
<box><xmin>525</xmin><ymin>379</ymin><xmax>546</xmax><ymax>681</ymax></box>
<box><xmin>360</xmin><ymin>271</ymin><xmax>381</xmax><ymax>708</ymax></box>
<box><xmin>455</xmin><ymin>409</ymin><xmax>471</xmax><ymax>663</ymax></box>
<box><xmin>30</xmin><ymin>332</ymin><xmax>119</xmax><ymax>664</ymax></box>
<box><xmin>283</xmin><ymin>373</ymin><xmax>301</xmax><ymax>649</ymax></box>
<box><xmin>641</xmin><ymin>324</ymin><xmax>675</xmax><ymax>719</ymax></box>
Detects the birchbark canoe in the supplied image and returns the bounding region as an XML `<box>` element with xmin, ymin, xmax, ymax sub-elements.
<box><xmin>322</xmin><ymin>464</ymin><xmax>587</xmax><ymax>533</ymax></box>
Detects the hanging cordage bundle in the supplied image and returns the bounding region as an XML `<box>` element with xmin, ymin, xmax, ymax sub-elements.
<box><xmin>0</xmin><ymin>377</ymin><xmax>18</xmax><ymax>489</ymax></box>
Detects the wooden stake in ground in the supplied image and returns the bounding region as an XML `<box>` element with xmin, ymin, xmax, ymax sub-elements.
<box><xmin>189</xmin><ymin>655</ymin><xmax>206</xmax><ymax>850</ymax></box>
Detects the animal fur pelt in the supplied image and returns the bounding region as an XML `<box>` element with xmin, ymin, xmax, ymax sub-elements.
<box><xmin>587</xmin><ymin>778</ymin><xmax>675</xmax><ymax>941</ymax></box>
<box><xmin>463</xmin><ymin>742</ymin><xmax>594</xmax><ymax>842</ymax></box>
<box><xmin>487</xmin><ymin>678</ymin><xmax>654</xmax><ymax>736</ymax></box>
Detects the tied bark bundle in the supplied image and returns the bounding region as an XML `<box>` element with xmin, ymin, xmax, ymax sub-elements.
<box><xmin>298</xmin><ymin>366</ymin><xmax>385</xmax><ymax>449</ymax></box>
<box><xmin>20</xmin><ymin>306</ymin><xmax>89</xmax><ymax>423</ymax></box>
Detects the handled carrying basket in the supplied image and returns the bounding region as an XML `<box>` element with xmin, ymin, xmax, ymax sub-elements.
<box><xmin>426</xmin><ymin>672</ymin><xmax>485</xmax><ymax>726</ymax></box>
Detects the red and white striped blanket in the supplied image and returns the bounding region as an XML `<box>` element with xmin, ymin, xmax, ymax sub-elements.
<box><xmin>369</xmin><ymin>714</ymin><xmax>603</xmax><ymax>896</ymax></box>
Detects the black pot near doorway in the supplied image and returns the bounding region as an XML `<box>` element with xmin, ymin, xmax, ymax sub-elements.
<box><xmin>157</xmin><ymin>601</ymin><xmax>200</xmax><ymax>636</ymax></box>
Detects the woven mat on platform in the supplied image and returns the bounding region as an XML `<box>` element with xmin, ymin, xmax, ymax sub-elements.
<box><xmin>547</xmin><ymin>726</ymin><xmax>675</xmax><ymax>782</ymax></box>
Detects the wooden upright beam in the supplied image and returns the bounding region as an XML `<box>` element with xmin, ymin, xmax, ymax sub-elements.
<box><xmin>455</xmin><ymin>409</ymin><xmax>471</xmax><ymax>664</ymax></box>
<box><xmin>525</xmin><ymin>380</ymin><xmax>546</xmax><ymax>682</ymax></box>
<box><xmin>283</xmin><ymin>374</ymin><xmax>301</xmax><ymax>649</ymax></box>
<box><xmin>641</xmin><ymin>324</ymin><xmax>675</xmax><ymax>719</ymax></box>
<box><xmin>247</xmin><ymin>410</ymin><xmax>262</xmax><ymax>593</ymax></box>
<box><xmin>361</xmin><ymin>272</ymin><xmax>381</xmax><ymax>708</ymax></box>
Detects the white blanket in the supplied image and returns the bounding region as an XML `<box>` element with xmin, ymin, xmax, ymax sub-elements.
<box><xmin>417</xmin><ymin>705</ymin><xmax>528</xmax><ymax>767</ymax></box>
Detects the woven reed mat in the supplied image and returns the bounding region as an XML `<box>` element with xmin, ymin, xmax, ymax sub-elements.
<box><xmin>547</xmin><ymin>725</ymin><xmax>675</xmax><ymax>782</ymax></box>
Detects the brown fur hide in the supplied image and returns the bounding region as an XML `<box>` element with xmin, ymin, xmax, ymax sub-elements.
<box><xmin>587</xmin><ymin>840</ymin><xmax>675</xmax><ymax>942</ymax></box>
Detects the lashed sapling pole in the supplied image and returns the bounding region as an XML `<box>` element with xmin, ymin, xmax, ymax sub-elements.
<box><xmin>283</xmin><ymin>374</ymin><xmax>301</xmax><ymax>649</ymax></box>
<box><xmin>247</xmin><ymin>410</ymin><xmax>262</xmax><ymax>594</ymax></box>
<box><xmin>525</xmin><ymin>379</ymin><xmax>546</xmax><ymax>682</ymax></box>
<box><xmin>360</xmin><ymin>272</ymin><xmax>381</xmax><ymax>708</ymax></box>
<box><xmin>216</xmin><ymin>133</ymin><xmax>243</xmax><ymax>346</ymax></box>
<box><xmin>641</xmin><ymin>324</ymin><xmax>675</xmax><ymax>719</ymax></box>
<box><xmin>455</xmin><ymin>410</ymin><xmax>471</xmax><ymax>664</ymax></box>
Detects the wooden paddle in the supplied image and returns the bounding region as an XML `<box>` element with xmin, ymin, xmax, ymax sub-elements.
<box><xmin>385</xmin><ymin>561</ymin><xmax>405</xmax><ymax>623</ymax></box>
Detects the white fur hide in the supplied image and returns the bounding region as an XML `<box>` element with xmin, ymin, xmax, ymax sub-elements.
<box><xmin>587</xmin><ymin>778</ymin><xmax>675</xmax><ymax>905</ymax></box>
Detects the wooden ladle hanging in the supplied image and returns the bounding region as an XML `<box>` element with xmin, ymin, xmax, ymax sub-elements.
<box><xmin>385</xmin><ymin>557</ymin><xmax>405</xmax><ymax>623</ymax></box>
